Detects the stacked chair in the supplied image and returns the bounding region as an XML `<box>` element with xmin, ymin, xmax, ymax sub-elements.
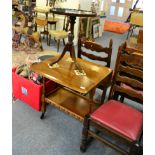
<box><xmin>48</xmin><ymin>16</ymin><xmax>70</xmax><ymax>52</ymax></box>
<box><xmin>34</xmin><ymin>17</ymin><xmax>49</xmax><ymax>46</ymax></box>
<box><xmin>80</xmin><ymin>42</ymin><xmax>143</xmax><ymax>155</ymax></box>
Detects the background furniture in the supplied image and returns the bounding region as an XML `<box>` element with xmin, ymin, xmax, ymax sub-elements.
<box><xmin>48</xmin><ymin>16</ymin><xmax>69</xmax><ymax>52</ymax></box>
<box><xmin>79</xmin><ymin>17</ymin><xmax>90</xmax><ymax>39</ymax></box>
<box><xmin>80</xmin><ymin>44</ymin><xmax>143</xmax><ymax>155</ymax></box>
<box><xmin>78</xmin><ymin>38</ymin><xmax>113</xmax><ymax>103</ymax></box>
<box><xmin>79</xmin><ymin>16</ymin><xmax>101</xmax><ymax>39</ymax></box>
<box><xmin>126</xmin><ymin>0</ymin><xmax>142</xmax><ymax>23</ymax></box>
<box><xmin>34</xmin><ymin>6</ymin><xmax>51</xmax><ymax>19</ymax></box>
<box><xmin>103</xmin><ymin>19</ymin><xmax>130</xmax><ymax>34</ymax></box>
<box><xmin>89</xmin><ymin>17</ymin><xmax>100</xmax><ymax>39</ymax></box>
<box><xmin>34</xmin><ymin>17</ymin><xmax>49</xmax><ymax>45</ymax></box>
<box><xmin>126</xmin><ymin>9</ymin><xmax>143</xmax><ymax>39</ymax></box>
<box><xmin>48</xmin><ymin>16</ymin><xmax>58</xmax><ymax>30</ymax></box>
<box><xmin>17</xmin><ymin>0</ymin><xmax>36</xmax><ymax>14</ymax></box>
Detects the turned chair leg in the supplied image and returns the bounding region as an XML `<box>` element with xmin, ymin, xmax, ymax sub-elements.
<box><xmin>39</xmin><ymin>36</ymin><xmax>43</xmax><ymax>51</ymax></box>
<box><xmin>48</xmin><ymin>35</ymin><xmax>51</xmax><ymax>46</ymax></box>
<box><xmin>46</xmin><ymin>33</ymin><xmax>49</xmax><ymax>45</ymax></box>
<box><xmin>129</xmin><ymin>142</ymin><xmax>141</xmax><ymax>155</ymax></box>
<box><xmin>57</xmin><ymin>39</ymin><xmax>60</xmax><ymax>52</ymax></box>
<box><xmin>80</xmin><ymin>115</ymin><xmax>90</xmax><ymax>153</ymax></box>
<box><xmin>63</xmin><ymin>38</ymin><xmax>66</xmax><ymax>46</ymax></box>
<box><xmin>40</xmin><ymin>112</ymin><xmax>45</xmax><ymax>119</ymax></box>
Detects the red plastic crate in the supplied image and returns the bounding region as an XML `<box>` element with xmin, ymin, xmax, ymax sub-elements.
<box><xmin>12</xmin><ymin>67</ymin><xmax>58</xmax><ymax>111</ymax></box>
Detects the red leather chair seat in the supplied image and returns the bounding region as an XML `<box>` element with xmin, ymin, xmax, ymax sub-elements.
<box><xmin>91</xmin><ymin>100</ymin><xmax>142</xmax><ymax>141</ymax></box>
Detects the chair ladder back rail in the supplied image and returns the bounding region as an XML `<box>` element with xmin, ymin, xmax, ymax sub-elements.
<box><xmin>112</xmin><ymin>84</ymin><xmax>143</xmax><ymax>103</ymax></box>
<box><xmin>120</xmin><ymin>52</ymin><xmax>143</xmax><ymax>70</ymax></box>
<box><xmin>117</xmin><ymin>52</ymin><xmax>143</xmax><ymax>89</ymax></box>
<box><xmin>116</xmin><ymin>73</ymin><xmax>143</xmax><ymax>89</ymax></box>
<box><xmin>118</xmin><ymin>64</ymin><xmax>143</xmax><ymax>79</ymax></box>
<box><xmin>78</xmin><ymin>39</ymin><xmax>113</xmax><ymax>67</ymax></box>
<box><xmin>81</xmin><ymin>40</ymin><xmax>112</xmax><ymax>54</ymax></box>
<box><xmin>80</xmin><ymin>51</ymin><xmax>110</xmax><ymax>65</ymax></box>
<box><xmin>113</xmin><ymin>43</ymin><xmax>143</xmax><ymax>83</ymax></box>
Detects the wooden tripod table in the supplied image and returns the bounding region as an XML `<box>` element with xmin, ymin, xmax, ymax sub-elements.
<box><xmin>30</xmin><ymin>54</ymin><xmax>112</xmax><ymax>121</ymax></box>
<box><xmin>48</xmin><ymin>8</ymin><xmax>96</xmax><ymax>73</ymax></box>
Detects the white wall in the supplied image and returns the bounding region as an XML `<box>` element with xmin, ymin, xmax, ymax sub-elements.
<box><xmin>36</xmin><ymin>0</ymin><xmax>47</xmax><ymax>6</ymax></box>
<box><xmin>79</xmin><ymin>0</ymin><xmax>92</xmax><ymax>11</ymax></box>
<box><xmin>132</xmin><ymin>0</ymin><xmax>143</xmax><ymax>9</ymax></box>
<box><xmin>55</xmin><ymin>0</ymin><xmax>79</xmax><ymax>9</ymax></box>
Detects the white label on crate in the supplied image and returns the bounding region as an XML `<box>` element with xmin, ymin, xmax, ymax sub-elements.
<box><xmin>21</xmin><ymin>87</ymin><xmax>28</xmax><ymax>96</ymax></box>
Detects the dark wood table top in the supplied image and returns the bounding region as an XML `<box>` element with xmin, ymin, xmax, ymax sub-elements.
<box><xmin>30</xmin><ymin>54</ymin><xmax>112</xmax><ymax>94</ymax></box>
<box><xmin>50</xmin><ymin>8</ymin><xmax>96</xmax><ymax>17</ymax></box>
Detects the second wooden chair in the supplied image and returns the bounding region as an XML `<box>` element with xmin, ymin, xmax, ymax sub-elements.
<box><xmin>34</xmin><ymin>17</ymin><xmax>49</xmax><ymax>45</ymax></box>
<box><xmin>80</xmin><ymin>43</ymin><xmax>143</xmax><ymax>155</ymax></box>
<box><xmin>78</xmin><ymin>38</ymin><xmax>113</xmax><ymax>103</ymax></box>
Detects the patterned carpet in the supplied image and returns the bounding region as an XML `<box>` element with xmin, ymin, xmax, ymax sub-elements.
<box><xmin>12</xmin><ymin>48</ymin><xmax>58</xmax><ymax>67</ymax></box>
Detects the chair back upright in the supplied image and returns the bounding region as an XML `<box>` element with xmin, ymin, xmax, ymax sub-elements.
<box><xmin>109</xmin><ymin>43</ymin><xmax>143</xmax><ymax>104</ymax></box>
<box><xmin>62</xmin><ymin>16</ymin><xmax>70</xmax><ymax>32</ymax></box>
<box><xmin>78</xmin><ymin>38</ymin><xmax>113</xmax><ymax>67</ymax></box>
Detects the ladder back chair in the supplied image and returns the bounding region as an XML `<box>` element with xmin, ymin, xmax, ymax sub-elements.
<box><xmin>34</xmin><ymin>17</ymin><xmax>49</xmax><ymax>45</ymax></box>
<box><xmin>110</xmin><ymin>42</ymin><xmax>143</xmax><ymax>103</ymax></box>
<box><xmin>78</xmin><ymin>38</ymin><xmax>113</xmax><ymax>103</ymax></box>
<box><xmin>80</xmin><ymin>43</ymin><xmax>143</xmax><ymax>155</ymax></box>
<box><xmin>48</xmin><ymin>16</ymin><xmax>70</xmax><ymax>52</ymax></box>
